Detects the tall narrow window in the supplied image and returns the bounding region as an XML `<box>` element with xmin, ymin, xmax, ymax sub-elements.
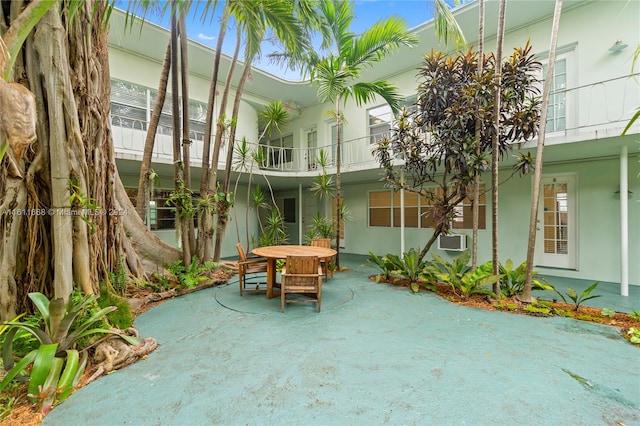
<box><xmin>306</xmin><ymin>128</ymin><xmax>318</xmax><ymax>170</ymax></box>
<box><xmin>544</xmin><ymin>58</ymin><xmax>567</xmax><ymax>132</ymax></box>
<box><xmin>283</xmin><ymin>198</ymin><xmax>296</xmax><ymax>224</ymax></box>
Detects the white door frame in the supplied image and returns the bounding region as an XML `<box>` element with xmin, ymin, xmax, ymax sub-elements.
<box><xmin>535</xmin><ymin>173</ymin><xmax>578</xmax><ymax>269</ymax></box>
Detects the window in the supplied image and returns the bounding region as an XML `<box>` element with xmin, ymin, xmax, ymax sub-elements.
<box><xmin>368</xmin><ymin>185</ymin><xmax>486</xmax><ymax>229</ymax></box>
<box><xmin>111</xmin><ymin>79</ymin><xmax>208</xmax><ymax>141</ymax></box>
<box><xmin>544</xmin><ymin>58</ymin><xmax>567</xmax><ymax>132</ymax></box>
<box><xmin>126</xmin><ymin>188</ymin><xmax>182</xmax><ymax>230</ymax></box>
<box><xmin>283</xmin><ymin>198</ymin><xmax>296</xmax><ymax>223</ymax></box>
<box><xmin>368</xmin><ymin>96</ymin><xmax>418</xmax><ymax>144</ymax></box>
<box><xmin>306</xmin><ymin>127</ymin><xmax>318</xmax><ymax>170</ymax></box>
<box><xmin>369</xmin><ymin>191</ymin><xmax>392</xmax><ymax>227</ymax></box>
<box><xmin>111</xmin><ymin>80</ymin><xmax>148</xmax><ymax>130</ymax></box>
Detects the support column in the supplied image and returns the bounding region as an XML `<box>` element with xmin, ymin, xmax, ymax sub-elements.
<box><xmin>620</xmin><ymin>145</ymin><xmax>628</xmax><ymax>296</ymax></box>
<box><xmin>400</xmin><ymin>169</ymin><xmax>405</xmax><ymax>255</ymax></box>
<box><xmin>299</xmin><ymin>183</ymin><xmax>303</xmax><ymax>245</ymax></box>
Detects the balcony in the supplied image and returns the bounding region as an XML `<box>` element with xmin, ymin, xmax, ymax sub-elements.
<box><xmin>111</xmin><ymin>74</ymin><xmax>639</xmax><ymax>174</ymax></box>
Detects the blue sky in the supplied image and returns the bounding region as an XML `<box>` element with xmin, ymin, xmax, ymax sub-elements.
<box><xmin>127</xmin><ymin>1</ymin><xmax>440</xmax><ymax>80</ymax></box>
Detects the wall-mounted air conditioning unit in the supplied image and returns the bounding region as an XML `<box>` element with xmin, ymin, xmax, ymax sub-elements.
<box><xmin>437</xmin><ymin>234</ymin><xmax>467</xmax><ymax>251</ymax></box>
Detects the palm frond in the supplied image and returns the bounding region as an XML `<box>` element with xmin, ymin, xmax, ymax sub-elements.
<box><xmin>320</xmin><ymin>0</ymin><xmax>355</xmax><ymax>53</ymax></box>
<box><xmin>349</xmin><ymin>81</ymin><xmax>403</xmax><ymax>114</ymax></box>
<box><xmin>434</xmin><ymin>0</ymin><xmax>466</xmax><ymax>49</ymax></box>
<box><xmin>348</xmin><ymin>17</ymin><xmax>418</xmax><ymax>69</ymax></box>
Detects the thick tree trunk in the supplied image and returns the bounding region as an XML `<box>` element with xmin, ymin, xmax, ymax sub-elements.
<box><xmin>0</xmin><ymin>0</ymin><xmax>180</xmax><ymax>320</ymax></box>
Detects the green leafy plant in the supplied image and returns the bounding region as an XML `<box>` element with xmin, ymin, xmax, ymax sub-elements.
<box><xmin>257</xmin><ymin>210</ymin><xmax>288</xmax><ymax>247</ymax></box>
<box><xmin>524</xmin><ymin>304</ymin><xmax>551</xmax><ymax>316</ymax></box>
<box><xmin>423</xmin><ymin>251</ymin><xmax>501</xmax><ymax>298</ymax></box>
<box><xmin>576</xmin><ymin>314</ymin><xmax>602</xmax><ymax>323</ymax></box>
<box><xmin>304</xmin><ymin>212</ymin><xmax>335</xmax><ymax>243</ymax></box>
<box><xmin>107</xmin><ymin>256</ymin><xmax>129</xmax><ymax>295</ymax></box>
<box><xmin>395</xmin><ymin>248</ymin><xmax>435</xmax><ymax>293</ymax></box>
<box><xmin>601</xmin><ymin>308</ymin><xmax>616</xmax><ymax>318</ymax></box>
<box><xmin>97</xmin><ymin>287</ymin><xmax>133</xmax><ymax>330</ymax></box>
<box><xmin>499</xmin><ymin>259</ymin><xmax>555</xmax><ymax>297</ymax></box>
<box><xmin>165</xmin><ymin>178</ymin><xmax>196</xmax><ymax>219</ymax></box>
<box><xmin>1</xmin><ymin>293</ymin><xmax>139</xmax><ymax>412</ymax></box>
<box><xmin>554</xmin><ymin>282</ymin><xmax>602</xmax><ymax>311</ymax></box>
<box><xmin>167</xmin><ymin>256</ymin><xmax>216</xmax><ymax>289</ymax></box>
<box><xmin>68</xmin><ymin>176</ymin><xmax>103</xmax><ymax>234</ymax></box>
<box><xmin>0</xmin><ymin>381</ymin><xmax>21</xmax><ymax>421</ymax></box>
<box><xmin>495</xmin><ymin>301</ymin><xmax>517</xmax><ymax>311</ymax></box>
<box><xmin>628</xmin><ymin>327</ymin><xmax>640</xmax><ymax>344</ymax></box>
<box><xmin>367</xmin><ymin>251</ymin><xmax>399</xmax><ymax>281</ymax></box>
<box><xmin>629</xmin><ymin>310</ymin><xmax>640</xmax><ymax>322</ymax></box>
<box><xmin>368</xmin><ymin>251</ymin><xmax>406</xmax><ymax>281</ymax></box>
<box><xmin>554</xmin><ymin>308</ymin><xmax>575</xmax><ymax>318</ymax></box>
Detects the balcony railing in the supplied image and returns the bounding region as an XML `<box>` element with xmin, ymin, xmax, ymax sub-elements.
<box><xmin>111</xmin><ymin>74</ymin><xmax>639</xmax><ymax>173</ymax></box>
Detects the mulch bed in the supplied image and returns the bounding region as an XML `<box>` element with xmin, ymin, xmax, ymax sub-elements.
<box><xmin>372</xmin><ymin>276</ymin><xmax>640</xmax><ymax>344</ymax></box>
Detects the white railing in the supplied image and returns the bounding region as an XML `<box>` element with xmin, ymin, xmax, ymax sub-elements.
<box><xmin>560</xmin><ymin>73</ymin><xmax>639</xmax><ymax>134</ymax></box>
<box><xmin>111</xmin><ymin>118</ymin><xmax>229</xmax><ymax>167</ymax></box>
<box><xmin>111</xmin><ymin>74</ymin><xmax>639</xmax><ymax>173</ymax></box>
<box><xmin>255</xmin><ymin>136</ymin><xmax>379</xmax><ymax>173</ymax></box>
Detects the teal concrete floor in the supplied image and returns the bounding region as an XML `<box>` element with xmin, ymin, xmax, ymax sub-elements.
<box><xmin>44</xmin><ymin>254</ymin><xmax>639</xmax><ymax>425</ymax></box>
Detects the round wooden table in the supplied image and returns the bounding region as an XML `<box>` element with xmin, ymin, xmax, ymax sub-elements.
<box><xmin>252</xmin><ymin>245</ymin><xmax>337</xmax><ymax>299</ymax></box>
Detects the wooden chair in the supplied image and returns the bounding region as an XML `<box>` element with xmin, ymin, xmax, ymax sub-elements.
<box><xmin>311</xmin><ymin>238</ymin><xmax>334</xmax><ymax>280</ymax></box>
<box><xmin>280</xmin><ymin>255</ymin><xmax>323</xmax><ymax>313</ymax></box>
<box><xmin>236</xmin><ymin>243</ymin><xmax>268</xmax><ymax>296</ymax></box>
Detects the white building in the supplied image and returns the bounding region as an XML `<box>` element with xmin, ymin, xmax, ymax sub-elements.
<box><xmin>108</xmin><ymin>0</ymin><xmax>640</xmax><ymax>290</ymax></box>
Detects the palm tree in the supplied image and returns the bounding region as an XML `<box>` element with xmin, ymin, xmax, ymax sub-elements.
<box><xmin>209</xmin><ymin>0</ymin><xmax>311</xmax><ymax>261</ymax></box>
<box><xmin>134</xmin><ymin>40</ymin><xmax>171</xmax><ymax>222</ymax></box>
<box><xmin>522</xmin><ymin>0</ymin><xmax>564</xmax><ymax>302</ymax></box>
<box><xmin>233</xmin><ymin>100</ymin><xmax>289</xmax><ymax>249</ymax></box>
<box><xmin>300</xmin><ymin>0</ymin><xmax>418</xmax><ymax>266</ymax></box>
<box><xmin>490</xmin><ymin>0</ymin><xmax>507</xmax><ymax>294</ymax></box>
<box><xmin>471</xmin><ymin>0</ymin><xmax>485</xmax><ymax>270</ymax></box>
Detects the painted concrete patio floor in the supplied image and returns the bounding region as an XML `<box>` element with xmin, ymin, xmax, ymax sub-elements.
<box><xmin>44</xmin><ymin>254</ymin><xmax>640</xmax><ymax>425</ymax></box>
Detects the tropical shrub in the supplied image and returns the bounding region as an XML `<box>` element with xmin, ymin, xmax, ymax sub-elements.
<box><xmin>554</xmin><ymin>282</ymin><xmax>602</xmax><ymax>311</ymax></box>
<box><xmin>303</xmin><ymin>212</ymin><xmax>335</xmax><ymax>244</ymax></box>
<box><xmin>367</xmin><ymin>251</ymin><xmax>402</xmax><ymax>281</ymax></box>
<box><xmin>423</xmin><ymin>250</ymin><xmax>501</xmax><ymax>298</ymax></box>
<box><xmin>601</xmin><ymin>308</ymin><xmax>616</xmax><ymax>318</ymax></box>
<box><xmin>0</xmin><ymin>292</ymin><xmax>140</xmax><ymax>412</ymax></box>
<box><xmin>167</xmin><ymin>256</ymin><xmax>218</xmax><ymax>289</ymax></box>
<box><xmin>499</xmin><ymin>259</ymin><xmax>555</xmax><ymax>297</ymax></box>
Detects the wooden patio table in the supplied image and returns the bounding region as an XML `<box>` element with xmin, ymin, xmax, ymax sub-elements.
<box><xmin>252</xmin><ymin>245</ymin><xmax>337</xmax><ymax>299</ymax></box>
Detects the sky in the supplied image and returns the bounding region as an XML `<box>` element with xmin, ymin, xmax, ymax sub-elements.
<box><xmin>125</xmin><ymin>1</ymin><xmax>440</xmax><ymax>80</ymax></box>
